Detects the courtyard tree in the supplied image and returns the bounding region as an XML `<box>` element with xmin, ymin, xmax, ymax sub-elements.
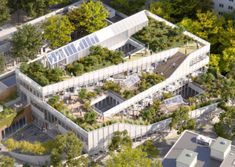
<box><xmin>0</xmin><ymin>155</ymin><xmax>15</xmax><ymax>167</ymax></box>
<box><xmin>0</xmin><ymin>0</ymin><xmax>10</xmax><ymax>24</ymax></box>
<box><xmin>138</xmin><ymin>140</ymin><xmax>159</xmax><ymax>158</ymax></box>
<box><xmin>67</xmin><ymin>0</ymin><xmax>108</xmax><ymax>37</ymax></box>
<box><xmin>51</xmin><ymin>131</ymin><xmax>84</xmax><ymax>166</ymax></box>
<box><xmin>106</xmin><ymin>147</ymin><xmax>162</xmax><ymax>167</ymax></box>
<box><xmin>12</xmin><ymin>24</ymin><xmax>43</xmax><ymax>60</ymax></box>
<box><xmin>109</xmin><ymin>130</ymin><xmax>132</xmax><ymax>152</ymax></box>
<box><xmin>43</xmin><ymin>15</ymin><xmax>75</xmax><ymax>49</ymax></box>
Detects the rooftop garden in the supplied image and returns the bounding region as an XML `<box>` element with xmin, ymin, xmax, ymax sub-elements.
<box><xmin>102</xmin><ymin>72</ymin><xmax>165</xmax><ymax>99</ymax></box>
<box><xmin>66</xmin><ymin>46</ymin><xmax>124</xmax><ymax>76</ymax></box>
<box><xmin>20</xmin><ymin>46</ymin><xmax>124</xmax><ymax>86</ymax></box>
<box><xmin>20</xmin><ymin>62</ymin><xmax>65</xmax><ymax>86</ymax></box>
<box><xmin>0</xmin><ymin>108</ymin><xmax>17</xmax><ymax>129</ymax></box>
<box><xmin>133</xmin><ymin>18</ymin><xmax>193</xmax><ymax>52</ymax></box>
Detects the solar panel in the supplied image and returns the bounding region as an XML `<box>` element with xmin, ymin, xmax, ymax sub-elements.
<box><xmin>90</xmin><ymin>36</ymin><xmax>96</xmax><ymax>44</ymax></box>
<box><xmin>86</xmin><ymin>37</ymin><xmax>92</xmax><ymax>46</ymax></box>
<box><xmin>79</xmin><ymin>42</ymin><xmax>85</xmax><ymax>49</ymax></box>
<box><xmin>77</xmin><ymin>46</ymin><xmax>81</xmax><ymax>51</ymax></box>
<box><xmin>94</xmin><ymin>35</ymin><xmax>99</xmax><ymax>43</ymax></box>
<box><xmin>67</xmin><ymin>46</ymin><xmax>73</xmax><ymax>55</ymax></box>
<box><xmin>70</xmin><ymin>44</ymin><xmax>77</xmax><ymax>53</ymax></box>
<box><xmin>82</xmin><ymin>39</ymin><xmax>88</xmax><ymax>48</ymax></box>
<box><xmin>58</xmin><ymin>49</ymin><xmax>65</xmax><ymax>59</ymax></box>
<box><xmin>64</xmin><ymin>47</ymin><xmax>70</xmax><ymax>57</ymax></box>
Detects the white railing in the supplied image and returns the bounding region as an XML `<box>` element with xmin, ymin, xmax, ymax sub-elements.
<box><xmin>87</xmin><ymin>118</ymin><xmax>172</xmax><ymax>152</ymax></box>
<box><xmin>41</xmin><ymin>48</ymin><xmax>178</xmax><ymax>96</ymax></box>
<box><xmin>189</xmin><ymin>103</ymin><xmax>219</xmax><ymax>118</ymax></box>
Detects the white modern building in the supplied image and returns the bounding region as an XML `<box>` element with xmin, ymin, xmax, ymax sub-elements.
<box><xmin>213</xmin><ymin>0</ymin><xmax>235</xmax><ymax>15</ymax></box>
<box><xmin>15</xmin><ymin>10</ymin><xmax>210</xmax><ymax>153</ymax></box>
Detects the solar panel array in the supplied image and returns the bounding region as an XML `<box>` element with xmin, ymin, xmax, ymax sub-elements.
<box><xmin>46</xmin><ymin>11</ymin><xmax>148</xmax><ymax>66</ymax></box>
<box><xmin>123</xmin><ymin>74</ymin><xmax>140</xmax><ymax>87</ymax></box>
<box><xmin>47</xmin><ymin>34</ymin><xmax>100</xmax><ymax>66</ymax></box>
<box><xmin>164</xmin><ymin>95</ymin><xmax>184</xmax><ymax>106</ymax></box>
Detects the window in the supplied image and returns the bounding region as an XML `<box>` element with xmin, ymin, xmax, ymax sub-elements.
<box><xmin>228</xmin><ymin>6</ymin><xmax>233</xmax><ymax>10</ymax></box>
<box><xmin>219</xmin><ymin>3</ymin><xmax>224</xmax><ymax>8</ymax></box>
<box><xmin>218</xmin><ymin>12</ymin><xmax>224</xmax><ymax>15</ymax></box>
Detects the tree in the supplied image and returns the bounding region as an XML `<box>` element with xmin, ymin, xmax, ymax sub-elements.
<box><xmin>67</xmin><ymin>1</ymin><xmax>108</xmax><ymax>36</ymax></box>
<box><xmin>51</xmin><ymin>131</ymin><xmax>84</xmax><ymax>166</ymax></box>
<box><xmin>0</xmin><ymin>54</ymin><xmax>6</xmax><ymax>72</ymax></box>
<box><xmin>109</xmin><ymin>0</ymin><xmax>145</xmax><ymax>15</ymax></box>
<box><xmin>0</xmin><ymin>155</ymin><xmax>15</xmax><ymax>167</ymax></box>
<box><xmin>0</xmin><ymin>0</ymin><xmax>10</xmax><ymax>24</ymax></box>
<box><xmin>106</xmin><ymin>147</ymin><xmax>161</xmax><ymax>167</ymax></box>
<box><xmin>12</xmin><ymin>24</ymin><xmax>43</xmax><ymax>60</ymax></box>
<box><xmin>220</xmin><ymin>47</ymin><xmax>235</xmax><ymax>74</ymax></box>
<box><xmin>43</xmin><ymin>15</ymin><xmax>75</xmax><ymax>49</ymax></box>
<box><xmin>138</xmin><ymin>140</ymin><xmax>159</xmax><ymax>158</ymax></box>
<box><xmin>109</xmin><ymin>130</ymin><xmax>132</xmax><ymax>152</ymax></box>
<box><xmin>48</xmin><ymin>0</ymin><xmax>71</xmax><ymax>6</ymax></box>
<box><xmin>150</xmin><ymin>0</ymin><xmax>213</xmax><ymax>23</ymax></box>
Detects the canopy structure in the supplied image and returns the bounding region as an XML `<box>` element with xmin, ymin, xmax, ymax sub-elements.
<box><xmin>163</xmin><ymin>95</ymin><xmax>185</xmax><ymax>107</ymax></box>
<box><xmin>46</xmin><ymin>11</ymin><xmax>148</xmax><ymax>68</ymax></box>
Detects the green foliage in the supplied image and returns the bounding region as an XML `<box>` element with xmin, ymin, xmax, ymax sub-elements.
<box><xmin>48</xmin><ymin>0</ymin><xmax>71</xmax><ymax>5</ymax></box>
<box><xmin>162</xmin><ymin>92</ymin><xmax>174</xmax><ymax>99</ymax></box>
<box><xmin>109</xmin><ymin>130</ymin><xmax>132</xmax><ymax>152</ymax></box>
<box><xmin>84</xmin><ymin>111</ymin><xmax>98</xmax><ymax>124</ymax></box>
<box><xmin>8</xmin><ymin>0</ymin><xmax>48</xmax><ymax>18</ymax></box>
<box><xmin>0</xmin><ymin>0</ymin><xmax>10</xmax><ymax>24</ymax></box>
<box><xmin>106</xmin><ymin>147</ymin><xmax>161</xmax><ymax>167</ymax></box>
<box><xmin>4</xmin><ymin>138</ymin><xmax>49</xmax><ymax>155</ymax></box>
<box><xmin>140</xmin><ymin>100</ymin><xmax>164</xmax><ymax>123</ymax></box>
<box><xmin>109</xmin><ymin>0</ymin><xmax>145</xmax><ymax>15</ymax></box>
<box><xmin>43</xmin><ymin>15</ymin><xmax>75</xmax><ymax>49</ymax></box>
<box><xmin>51</xmin><ymin>131</ymin><xmax>84</xmax><ymax>166</ymax></box>
<box><xmin>214</xmin><ymin>106</ymin><xmax>235</xmax><ymax>139</ymax></box>
<box><xmin>138</xmin><ymin>72</ymin><xmax>165</xmax><ymax>92</ymax></box>
<box><xmin>48</xmin><ymin>96</ymin><xmax>66</xmax><ymax>111</ymax></box>
<box><xmin>150</xmin><ymin>0</ymin><xmax>213</xmax><ymax>23</ymax></box>
<box><xmin>138</xmin><ymin>140</ymin><xmax>159</xmax><ymax>158</ymax></box>
<box><xmin>122</xmin><ymin>90</ymin><xmax>136</xmax><ymax>99</ymax></box>
<box><xmin>66</xmin><ymin>46</ymin><xmax>123</xmax><ymax>76</ymax></box>
<box><xmin>67</xmin><ymin>0</ymin><xmax>108</xmax><ymax>36</ymax></box>
<box><xmin>170</xmin><ymin>106</ymin><xmax>196</xmax><ymax>133</ymax></box>
<box><xmin>0</xmin><ymin>108</ymin><xmax>17</xmax><ymax>128</ymax></box>
<box><xmin>20</xmin><ymin>62</ymin><xmax>65</xmax><ymax>86</ymax></box>
<box><xmin>0</xmin><ymin>155</ymin><xmax>15</xmax><ymax>167</ymax></box>
<box><xmin>78</xmin><ymin>88</ymin><xmax>97</xmax><ymax>102</ymax></box>
<box><xmin>66</xmin><ymin>156</ymin><xmax>89</xmax><ymax>167</ymax></box>
<box><xmin>0</xmin><ymin>54</ymin><xmax>5</xmax><ymax>73</ymax></box>
<box><xmin>134</xmin><ymin>18</ymin><xmax>191</xmax><ymax>52</ymax></box>
<box><xmin>102</xmin><ymin>81</ymin><xmax>122</xmax><ymax>94</ymax></box>
<box><xmin>12</xmin><ymin>24</ymin><xmax>43</xmax><ymax>60</ymax></box>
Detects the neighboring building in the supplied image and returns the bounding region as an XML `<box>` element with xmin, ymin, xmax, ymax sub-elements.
<box><xmin>213</xmin><ymin>0</ymin><xmax>235</xmax><ymax>15</ymax></box>
<box><xmin>163</xmin><ymin>130</ymin><xmax>235</xmax><ymax>167</ymax></box>
<box><xmin>13</xmin><ymin>9</ymin><xmax>210</xmax><ymax>154</ymax></box>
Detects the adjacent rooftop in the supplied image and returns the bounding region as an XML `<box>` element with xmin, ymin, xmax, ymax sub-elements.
<box><xmin>163</xmin><ymin>130</ymin><xmax>235</xmax><ymax>167</ymax></box>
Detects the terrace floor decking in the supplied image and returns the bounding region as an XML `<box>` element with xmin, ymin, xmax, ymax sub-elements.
<box><xmin>155</xmin><ymin>52</ymin><xmax>186</xmax><ymax>78</ymax></box>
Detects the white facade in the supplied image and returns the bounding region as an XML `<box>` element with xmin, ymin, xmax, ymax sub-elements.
<box><xmin>15</xmin><ymin>10</ymin><xmax>211</xmax><ymax>153</ymax></box>
<box><xmin>213</xmin><ymin>0</ymin><xmax>235</xmax><ymax>15</ymax></box>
